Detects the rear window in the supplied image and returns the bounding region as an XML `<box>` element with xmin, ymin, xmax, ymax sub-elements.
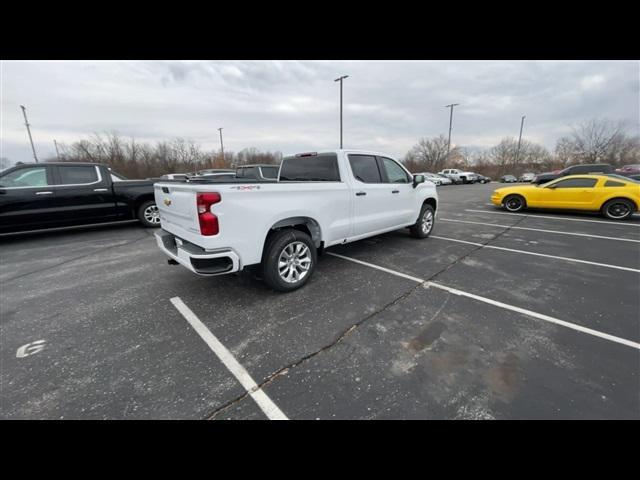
<box><xmin>604</xmin><ymin>180</ymin><xmax>625</xmax><ymax>187</ymax></box>
<box><xmin>261</xmin><ymin>166</ymin><xmax>279</xmax><ymax>179</ymax></box>
<box><xmin>279</xmin><ymin>154</ymin><xmax>340</xmax><ymax>182</ymax></box>
<box><xmin>58</xmin><ymin>165</ymin><xmax>99</xmax><ymax>184</ymax></box>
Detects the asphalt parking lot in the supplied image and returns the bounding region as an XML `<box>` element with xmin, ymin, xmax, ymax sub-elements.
<box><xmin>2</xmin><ymin>182</ymin><xmax>639</xmax><ymax>419</ymax></box>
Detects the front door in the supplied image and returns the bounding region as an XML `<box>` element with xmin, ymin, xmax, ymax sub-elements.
<box><xmin>0</xmin><ymin>165</ymin><xmax>59</xmax><ymax>233</ymax></box>
<box><xmin>538</xmin><ymin>177</ymin><xmax>599</xmax><ymax>209</ymax></box>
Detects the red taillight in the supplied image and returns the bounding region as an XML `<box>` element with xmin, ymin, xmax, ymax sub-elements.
<box><xmin>196</xmin><ymin>192</ymin><xmax>221</xmax><ymax>236</ymax></box>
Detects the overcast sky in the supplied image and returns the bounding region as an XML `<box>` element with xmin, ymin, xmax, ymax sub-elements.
<box><xmin>1</xmin><ymin>60</ymin><xmax>638</xmax><ymax>164</ymax></box>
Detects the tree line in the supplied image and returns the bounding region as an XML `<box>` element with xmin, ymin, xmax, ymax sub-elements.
<box><xmin>40</xmin><ymin>133</ymin><xmax>283</xmax><ymax>179</ymax></box>
<box><xmin>402</xmin><ymin>119</ymin><xmax>640</xmax><ymax>178</ymax></box>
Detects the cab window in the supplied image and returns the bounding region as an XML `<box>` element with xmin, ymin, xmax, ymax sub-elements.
<box><xmin>0</xmin><ymin>167</ymin><xmax>50</xmax><ymax>187</ymax></box>
<box><xmin>550</xmin><ymin>178</ymin><xmax>597</xmax><ymax>188</ymax></box>
<box><xmin>348</xmin><ymin>155</ymin><xmax>382</xmax><ymax>183</ymax></box>
<box><xmin>380</xmin><ymin>157</ymin><xmax>411</xmax><ymax>183</ymax></box>
<box><xmin>58</xmin><ymin>165</ymin><xmax>99</xmax><ymax>184</ymax></box>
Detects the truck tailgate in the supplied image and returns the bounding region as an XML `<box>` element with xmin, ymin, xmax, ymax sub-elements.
<box><xmin>154</xmin><ymin>184</ymin><xmax>201</xmax><ymax>239</ymax></box>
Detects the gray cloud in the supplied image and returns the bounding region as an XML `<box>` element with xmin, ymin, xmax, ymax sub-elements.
<box><xmin>1</xmin><ymin>60</ymin><xmax>638</xmax><ymax>164</ymax></box>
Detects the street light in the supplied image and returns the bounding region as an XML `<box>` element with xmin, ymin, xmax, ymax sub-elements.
<box><xmin>515</xmin><ymin>115</ymin><xmax>526</xmax><ymax>164</ymax></box>
<box><xmin>20</xmin><ymin>105</ymin><xmax>38</xmax><ymax>163</ymax></box>
<box><xmin>334</xmin><ymin>75</ymin><xmax>349</xmax><ymax>148</ymax></box>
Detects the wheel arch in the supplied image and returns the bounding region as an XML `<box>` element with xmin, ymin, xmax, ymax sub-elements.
<box><xmin>263</xmin><ymin>216</ymin><xmax>322</xmax><ymax>254</ymax></box>
<box><xmin>601</xmin><ymin>196</ymin><xmax>639</xmax><ymax>212</ymax></box>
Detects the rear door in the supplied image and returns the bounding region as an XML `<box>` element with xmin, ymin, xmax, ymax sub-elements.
<box><xmin>0</xmin><ymin>164</ymin><xmax>59</xmax><ymax>232</ymax></box>
<box><xmin>51</xmin><ymin>164</ymin><xmax>119</xmax><ymax>224</ymax></box>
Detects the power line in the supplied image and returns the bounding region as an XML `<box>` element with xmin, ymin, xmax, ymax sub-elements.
<box><xmin>445</xmin><ymin>103</ymin><xmax>460</xmax><ymax>163</ymax></box>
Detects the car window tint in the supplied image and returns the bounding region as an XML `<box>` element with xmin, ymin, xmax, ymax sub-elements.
<box><xmin>261</xmin><ymin>166</ymin><xmax>279</xmax><ymax>178</ymax></box>
<box><xmin>0</xmin><ymin>167</ymin><xmax>49</xmax><ymax>187</ymax></box>
<box><xmin>279</xmin><ymin>154</ymin><xmax>341</xmax><ymax>181</ymax></box>
<box><xmin>348</xmin><ymin>155</ymin><xmax>382</xmax><ymax>183</ymax></box>
<box><xmin>59</xmin><ymin>166</ymin><xmax>98</xmax><ymax>184</ymax></box>
<box><xmin>604</xmin><ymin>180</ymin><xmax>625</xmax><ymax>187</ymax></box>
<box><xmin>381</xmin><ymin>157</ymin><xmax>410</xmax><ymax>183</ymax></box>
<box><xmin>551</xmin><ymin>178</ymin><xmax>598</xmax><ymax>188</ymax></box>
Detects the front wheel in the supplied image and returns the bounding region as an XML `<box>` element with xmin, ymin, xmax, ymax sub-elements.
<box><xmin>262</xmin><ymin>229</ymin><xmax>317</xmax><ymax>292</ymax></box>
<box><xmin>137</xmin><ymin>200</ymin><xmax>161</xmax><ymax>227</ymax></box>
<box><xmin>602</xmin><ymin>199</ymin><xmax>635</xmax><ymax>220</ymax></box>
<box><xmin>503</xmin><ymin>194</ymin><xmax>526</xmax><ymax>212</ymax></box>
<box><xmin>410</xmin><ymin>204</ymin><xmax>435</xmax><ymax>238</ymax></box>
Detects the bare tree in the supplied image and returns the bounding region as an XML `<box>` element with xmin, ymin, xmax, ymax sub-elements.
<box><xmin>570</xmin><ymin>119</ymin><xmax>627</xmax><ymax>163</ymax></box>
<box><xmin>403</xmin><ymin>135</ymin><xmax>457</xmax><ymax>172</ymax></box>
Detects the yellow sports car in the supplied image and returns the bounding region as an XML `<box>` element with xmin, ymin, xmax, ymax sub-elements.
<box><xmin>490</xmin><ymin>174</ymin><xmax>640</xmax><ymax>220</ymax></box>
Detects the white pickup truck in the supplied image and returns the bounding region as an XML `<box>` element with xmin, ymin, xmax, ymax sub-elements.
<box><xmin>438</xmin><ymin>168</ymin><xmax>478</xmax><ymax>184</ymax></box>
<box><xmin>154</xmin><ymin>150</ymin><xmax>438</xmax><ymax>291</ymax></box>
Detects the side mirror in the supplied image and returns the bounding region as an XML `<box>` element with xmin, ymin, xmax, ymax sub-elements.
<box><xmin>413</xmin><ymin>174</ymin><xmax>425</xmax><ymax>188</ymax></box>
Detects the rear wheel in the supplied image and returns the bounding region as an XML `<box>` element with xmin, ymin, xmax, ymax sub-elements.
<box><xmin>262</xmin><ymin>229</ymin><xmax>317</xmax><ymax>292</ymax></box>
<box><xmin>602</xmin><ymin>199</ymin><xmax>635</xmax><ymax>220</ymax></box>
<box><xmin>137</xmin><ymin>200</ymin><xmax>160</xmax><ymax>227</ymax></box>
<box><xmin>410</xmin><ymin>204</ymin><xmax>435</xmax><ymax>238</ymax></box>
<box><xmin>503</xmin><ymin>194</ymin><xmax>526</xmax><ymax>212</ymax></box>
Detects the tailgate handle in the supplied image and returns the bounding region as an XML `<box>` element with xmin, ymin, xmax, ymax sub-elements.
<box><xmin>356</xmin><ymin>192</ymin><xmax>366</xmax><ymax>196</ymax></box>
<box><xmin>391</xmin><ymin>190</ymin><xmax>399</xmax><ymax>194</ymax></box>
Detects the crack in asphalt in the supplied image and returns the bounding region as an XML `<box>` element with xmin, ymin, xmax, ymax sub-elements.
<box><xmin>206</xmin><ymin>215</ymin><xmax>530</xmax><ymax>420</ymax></box>
<box><xmin>1</xmin><ymin>233</ymin><xmax>152</xmax><ymax>284</ymax></box>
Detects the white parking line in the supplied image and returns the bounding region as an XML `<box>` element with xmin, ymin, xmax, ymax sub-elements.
<box><xmin>464</xmin><ymin>209</ymin><xmax>640</xmax><ymax>227</ymax></box>
<box><xmin>439</xmin><ymin>218</ymin><xmax>640</xmax><ymax>243</ymax></box>
<box><xmin>430</xmin><ymin>235</ymin><xmax>640</xmax><ymax>273</ymax></box>
<box><xmin>170</xmin><ymin>297</ymin><xmax>288</xmax><ymax>420</ymax></box>
<box><xmin>327</xmin><ymin>252</ymin><xmax>640</xmax><ymax>350</ymax></box>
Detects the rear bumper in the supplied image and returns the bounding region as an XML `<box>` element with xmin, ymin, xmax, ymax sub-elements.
<box><xmin>155</xmin><ymin>229</ymin><xmax>240</xmax><ymax>276</ymax></box>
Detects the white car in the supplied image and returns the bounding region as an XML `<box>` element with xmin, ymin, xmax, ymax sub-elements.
<box><xmin>155</xmin><ymin>150</ymin><xmax>438</xmax><ymax>291</ymax></box>
<box><xmin>418</xmin><ymin>172</ymin><xmax>444</xmax><ymax>186</ymax></box>
<box><xmin>438</xmin><ymin>168</ymin><xmax>477</xmax><ymax>184</ymax></box>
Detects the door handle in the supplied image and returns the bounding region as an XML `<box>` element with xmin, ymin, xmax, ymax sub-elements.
<box><xmin>94</xmin><ymin>188</ymin><xmax>109</xmax><ymax>192</ymax></box>
<box><xmin>391</xmin><ymin>190</ymin><xmax>399</xmax><ymax>194</ymax></box>
<box><xmin>356</xmin><ymin>192</ymin><xmax>367</xmax><ymax>196</ymax></box>
<box><xmin>35</xmin><ymin>191</ymin><xmax>53</xmax><ymax>195</ymax></box>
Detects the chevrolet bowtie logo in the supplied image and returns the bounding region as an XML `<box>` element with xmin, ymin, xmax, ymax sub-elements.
<box><xmin>163</xmin><ymin>198</ymin><xmax>172</xmax><ymax>206</ymax></box>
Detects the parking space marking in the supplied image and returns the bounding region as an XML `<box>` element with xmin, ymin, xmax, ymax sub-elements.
<box><xmin>430</xmin><ymin>235</ymin><xmax>640</xmax><ymax>273</ymax></box>
<box><xmin>327</xmin><ymin>252</ymin><xmax>640</xmax><ymax>350</ymax></box>
<box><xmin>170</xmin><ymin>297</ymin><xmax>288</xmax><ymax>420</ymax></box>
<box><xmin>439</xmin><ymin>218</ymin><xmax>640</xmax><ymax>243</ymax></box>
<box><xmin>464</xmin><ymin>209</ymin><xmax>640</xmax><ymax>227</ymax></box>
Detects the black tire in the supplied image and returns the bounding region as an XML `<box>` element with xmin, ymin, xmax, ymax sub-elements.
<box><xmin>503</xmin><ymin>194</ymin><xmax>526</xmax><ymax>212</ymax></box>
<box><xmin>410</xmin><ymin>204</ymin><xmax>436</xmax><ymax>238</ymax></box>
<box><xmin>137</xmin><ymin>200</ymin><xmax>160</xmax><ymax>228</ymax></box>
<box><xmin>601</xmin><ymin>198</ymin><xmax>635</xmax><ymax>220</ymax></box>
<box><xmin>262</xmin><ymin>229</ymin><xmax>317</xmax><ymax>292</ymax></box>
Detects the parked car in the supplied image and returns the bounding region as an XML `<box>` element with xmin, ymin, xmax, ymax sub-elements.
<box><xmin>615</xmin><ymin>164</ymin><xmax>640</xmax><ymax>175</ymax></box>
<box><xmin>0</xmin><ymin>162</ymin><xmax>160</xmax><ymax>234</ymax></box>
<box><xmin>418</xmin><ymin>172</ymin><xmax>444</xmax><ymax>186</ymax></box>
<box><xmin>435</xmin><ymin>174</ymin><xmax>453</xmax><ymax>185</ymax></box>
<box><xmin>500</xmin><ymin>175</ymin><xmax>517</xmax><ymax>183</ymax></box>
<box><xmin>197</xmin><ymin>169</ymin><xmax>236</xmax><ymax>176</ymax></box>
<box><xmin>476</xmin><ymin>175</ymin><xmax>491</xmax><ymax>184</ymax></box>
<box><xmin>491</xmin><ymin>174</ymin><xmax>640</xmax><ymax>220</ymax></box>
<box><xmin>236</xmin><ymin>164</ymin><xmax>280</xmax><ymax>180</ymax></box>
<box><xmin>518</xmin><ymin>172</ymin><xmax>536</xmax><ymax>182</ymax></box>
<box><xmin>154</xmin><ymin>150</ymin><xmax>438</xmax><ymax>291</ymax></box>
<box><xmin>438</xmin><ymin>168</ymin><xmax>477</xmax><ymax>184</ymax></box>
<box><xmin>532</xmin><ymin>164</ymin><xmax>613</xmax><ymax>185</ymax></box>
<box><xmin>160</xmin><ymin>173</ymin><xmax>190</xmax><ymax>181</ymax></box>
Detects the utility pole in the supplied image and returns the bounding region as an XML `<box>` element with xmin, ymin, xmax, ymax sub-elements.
<box><xmin>334</xmin><ymin>75</ymin><xmax>349</xmax><ymax>148</ymax></box>
<box><xmin>20</xmin><ymin>105</ymin><xmax>38</xmax><ymax>163</ymax></box>
<box><xmin>53</xmin><ymin>139</ymin><xmax>61</xmax><ymax>160</ymax></box>
<box><xmin>515</xmin><ymin>115</ymin><xmax>526</xmax><ymax>164</ymax></box>
<box><xmin>217</xmin><ymin>127</ymin><xmax>225</xmax><ymax>166</ymax></box>
<box><xmin>445</xmin><ymin>103</ymin><xmax>460</xmax><ymax>163</ymax></box>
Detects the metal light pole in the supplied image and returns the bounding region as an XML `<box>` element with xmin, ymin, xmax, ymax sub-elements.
<box><xmin>445</xmin><ymin>103</ymin><xmax>460</xmax><ymax>163</ymax></box>
<box><xmin>515</xmin><ymin>115</ymin><xmax>526</xmax><ymax>164</ymax></box>
<box><xmin>20</xmin><ymin>105</ymin><xmax>38</xmax><ymax>163</ymax></box>
<box><xmin>217</xmin><ymin>127</ymin><xmax>225</xmax><ymax>165</ymax></box>
<box><xmin>53</xmin><ymin>139</ymin><xmax>61</xmax><ymax>160</ymax></box>
<box><xmin>334</xmin><ymin>75</ymin><xmax>349</xmax><ymax>148</ymax></box>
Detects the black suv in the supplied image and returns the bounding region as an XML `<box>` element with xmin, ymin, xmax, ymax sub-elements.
<box><xmin>533</xmin><ymin>164</ymin><xmax>613</xmax><ymax>184</ymax></box>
